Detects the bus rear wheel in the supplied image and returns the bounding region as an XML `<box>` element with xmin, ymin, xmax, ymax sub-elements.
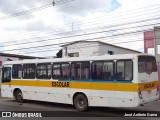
<box><xmin>74</xmin><ymin>94</ymin><xmax>88</xmax><ymax>112</ymax></box>
<box><xmin>14</xmin><ymin>90</ymin><xmax>24</xmax><ymax>103</ymax></box>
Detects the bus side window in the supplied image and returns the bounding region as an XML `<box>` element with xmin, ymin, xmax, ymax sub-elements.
<box><xmin>71</xmin><ymin>62</ymin><xmax>80</xmax><ymax>80</ymax></box>
<box><xmin>61</xmin><ymin>63</ymin><xmax>70</xmax><ymax>80</ymax></box>
<box><xmin>91</xmin><ymin>62</ymin><xmax>103</xmax><ymax>80</ymax></box>
<box><xmin>102</xmin><ymin>61</ymin><xmax>114</xmax><ymax>80</ymax></box>
<box><xmin>71</xmin><ymin>62</ymin><xmax>90</xmax><ymax>80</ymax></box>
<box><xmin>12</xmin><ymin>64</ymin><xmax>22</xmax><ymax>79</ymax></box>
<box><xmin>23</xmin><ymin>64</ymin><xmax>36</xmax><ymax>79</ymax></box>
<box><xmin>37</xmin><ymin>63</ymin><xmax>51</xmax><ymax>79</ymax></box>
<box><xmin>81</xmin><ymin>62</ymin><xmax>90</xmax><ymax>80</ymax></box>
<box><xmin>52</xmin><ymin>63</ymin><xmax>61</xmax><ymax>79</ymax></box>
<box><xmin>2</xmin><ymin>67</ymin><xmax>11</xmax><ymax>83</ymax></box>
<box><xmin>116</xmin><ymin>60</ymin><xmax>133</xmax><ymax>81</ymax></box>
<box><xmin>92</xmin><ymin>61</ymin><xmax>114</xmax><ymax>80</ymax></box>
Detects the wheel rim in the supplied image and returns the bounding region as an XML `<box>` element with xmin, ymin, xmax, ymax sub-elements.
<box><xmin>17</xmin><ymin>92</ymin><xmax>23</xmax><ymax>100</ymax></box>
<box><xmin>77</xmin><ymin>98</ymin><xmax>85</xmax><ymax>108</ymax></box>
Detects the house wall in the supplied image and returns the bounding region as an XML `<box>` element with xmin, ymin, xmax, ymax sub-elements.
<box><xmin>99</xmin><ymin>43</ymin><xmax>139</xmax><ymax>55</ymax></box>
<box><xmin>62</xmin><ymin>42</ymin><xmax>139</xmax><ymax>58</ymax></box>
<box><xmin>62</xmin><ymin>42</ymin><xmax>100</xmax><ymax>57</ymax></box>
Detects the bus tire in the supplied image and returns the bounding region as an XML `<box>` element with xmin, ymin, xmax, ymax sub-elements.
<box><xmin>74</xmin><ymin>94</ymin><xmax>88</xmax><ymax>112</ymax></box>
<box><xmin>14</xmin><ymin>90</ymin><xmax>24</xmax><ymax>103</ymax></box>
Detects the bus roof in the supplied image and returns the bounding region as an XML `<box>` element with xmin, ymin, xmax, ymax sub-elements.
<box><xmin>2</xmin><ymin>53</ymin><xmax>155</xmax><ymax>65</ymax></box>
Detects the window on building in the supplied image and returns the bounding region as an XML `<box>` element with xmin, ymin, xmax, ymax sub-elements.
<box><xmin>116</xmin><ymin>60</ymin><xmax>133</xmax><ymax>80</ymax></box>
<box><xmin>108</xmin><ymin>51</ymin><xmax>114</xmax><ymax>55</ymax></box>
<box><xmin>71</xmin><ymin>62</ymin><xmax>90</xmax><ymax>80</ymax></box>
<box><xmin>12</xmin><ymin>64</ymin><xmax>22</xmax><ymax>79</ymax></box>
<box><xmin>68</xmin><ymin>52</ymin><xmax>79</xmax><ymax>57</ymax></box>
<box><xmin>92</xmin><ymin>61</ymin><xmax>114</xmax><ymax>80</ymax></box>
<box><xmin>36</xmin><ymin>63</ymin><xmax>51</xmax><ymax>79</ymax></box>
<box><xmin>23</xmin><ymin>64</ymin><xmax>36</xmax><ymax>79</ymax></box>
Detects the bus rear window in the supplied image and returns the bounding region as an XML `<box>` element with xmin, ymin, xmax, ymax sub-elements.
<box><xmin>138</xmin><ymin>56</ymin><xmax>157</xmax><ymax>73</ymax></box>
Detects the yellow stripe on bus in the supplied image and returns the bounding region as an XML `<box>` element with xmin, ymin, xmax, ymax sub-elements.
<box><xmin>2</xmin><ymin>80</ymin><xmax>158</xmax><ymax>92</ymax></box>
<box><xmin>138</xmin><ymin>81</ymin><xmax>158</xmax><ymax>91</ymax></box>
<box><xmin>115</xmin><ymin>83</ymin><xmax>137</xmax><ymax>92</ymax></box>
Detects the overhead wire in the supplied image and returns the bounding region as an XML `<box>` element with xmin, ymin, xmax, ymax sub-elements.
<box><xmin>0</xmin><ymin>10</ymin><xmax>160</xmax><ymax>43</ymax></box>
<box><xmin>1</xmin><ymin>22</ymin><xmax>158</xmax><ymax>53</ymax></box>
<box><xmin>0</xmin><ymin>0</ymin><xmax>75</xmax><ymax>20</ymax></box>
<box><xmin>0</xmin><ymin>3</ymin><xmax>160</xmax><ymax>43</ymax></box>
<box><xmin>1</xmin><ymin>2</ymin><xmax>160</xmax><ymax>55</ymax></box>
<box><xmin>1</xmin><ymin>14</ymin><xmax>160</xmax><ymax>47</ymax></box>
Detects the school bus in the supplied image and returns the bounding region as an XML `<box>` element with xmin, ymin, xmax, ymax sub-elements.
<box><xmin>1</xmin><ymin>53</ymin><xmax>159</xmax><ymax>111</ymax></box>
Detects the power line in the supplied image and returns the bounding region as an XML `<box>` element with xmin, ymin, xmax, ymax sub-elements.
<box><xmin>24</xmin><ymin>39</ymin><xmax>144</xmax><ymax>54</ymax></box>
<box><xmin>1</xmin><ymin>8</ymin><xmax>160</xmax><ymax>42</ymax></box>
<box><xmin>0</xmin><ymin>25</ymin><xmax>154</xmax><ymax>51</ymax></box>
<box><xmin>1</xmin><ymin>30</ymin><xmax>146</xmax><ymax>55</ymax></box>
<box><xmin>1</xmin><ymin>12</ymin><xmax>159</xmax><ymax>47</ymax></box>
<box><xmin>0</xmin><ymin>23</ymin><xmax>156</xmax><ymax>53</ymax></box>
<box><xmin>1</xmin><ymin>14</ymin><xmax>160</xmax><ymax>47</ymax></box>
<box><xmin>1</xmin><ymin>3</ymin><xmax>160</xmax><ymax>55</ymax></box>
<box><xmin>0</xmin><ymin>3</ymin><xmax>160</xmax><ymax>42</ymax></box>
<box><xmin>0</xmin><ymin>0</ymin><xmax>75</xmax><ymax>20</ymax></box>
<box><xmin>22</xmin><ymin>36</ymin><xmax>145</xmax><ymax>54</ymax></box>
<box><xmin>23</xmin><ymin>32</ymin><xmax>144</xmax><ymax>53</ymax></box>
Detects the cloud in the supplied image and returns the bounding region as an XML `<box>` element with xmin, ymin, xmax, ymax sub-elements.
<box><xmin>0</xmin><ymin>0</ymin><xmax>51</xmax><ymax>14</ymax></box>
<box><xmin>56</xmin><ymin>0</ymin><xmax>120</xmax><ymax>16</ymax></box>
<box><xmin>1</xmin><ymin>0</ymin><xmax>160</xmax><ymax>57</ymax></box>
<box><xmin>116</xmin><ymin>0</ymin><xmax>160</xmax><ymax>11</ymax></box>
<box><xmin>0</xmin><ymin>0</ymin><xmax>52</xmax><ymax>20</ymax></box>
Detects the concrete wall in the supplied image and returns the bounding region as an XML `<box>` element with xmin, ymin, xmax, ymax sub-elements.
<box><xmin>62</xmin><ymin>42</ymin><xmax>99</xmax><ymax>57</ymax></box>
<box><xmin>62</xmin><ymin>41</ymin><xmax>139</xmax><ymax>58</ymax></box>
<box><xmin>99</xmin><ymin>43</ymin><xmax>138</xmax><ymax>55</ymax></box>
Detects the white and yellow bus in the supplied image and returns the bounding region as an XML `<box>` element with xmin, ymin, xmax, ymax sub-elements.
<box><xmin>1</xmin><ymin>54</ymin><xmax>159</xmax><ymax>111</ymax></box>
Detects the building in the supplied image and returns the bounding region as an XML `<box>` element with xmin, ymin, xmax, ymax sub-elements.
<box><xmin>0</xmin><ymin>53</ymin><xmax>44</xmax><ymax>89</ymax></box>
<box><xmin>61</xmin><ymin>41</ymin><xmax>141</xmax><ymax>58</ymax></box>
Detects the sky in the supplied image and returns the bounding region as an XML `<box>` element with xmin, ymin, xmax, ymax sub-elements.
<box><xmin>0</xmin><ymin>0</ymin><xmax>160</xmax><ymax>57</ymax></box>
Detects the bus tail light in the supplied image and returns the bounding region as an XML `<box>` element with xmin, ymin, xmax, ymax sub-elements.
<box><xmin>138</xmin><ymin>86</ymin><xmax>143</xmax><ymax>99</ymax></box>
<box><xmin>156</xmin><ymin>85</ymin><xmax>159</xmax><ymax>96</ymax></box>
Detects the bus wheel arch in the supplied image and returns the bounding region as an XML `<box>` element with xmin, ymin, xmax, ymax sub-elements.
<box><xmin>13</xmin><ymin>88</ymin><xmax>24</xmax><ymax>103</ymax></box>
<box><xmin>73</xmin><ymin>92</ymin><xmax>89</xmax><ymax>112</ymax></box>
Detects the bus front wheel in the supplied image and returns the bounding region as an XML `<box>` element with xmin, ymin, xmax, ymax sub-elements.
<box><xmin>14</xmin><ymin>90</ymin><xmax>24</xmax><ymax>103</ymax></box>
<box><xmin>74</xmin><ymin>94</ymin><xmax>88</xmax><ymax>112</ymax></box>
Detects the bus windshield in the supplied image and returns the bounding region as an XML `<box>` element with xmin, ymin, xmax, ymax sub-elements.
<box><xmin>138</xmin><ymin>56</ymin><xmax>157</xmax><ymax>73</ymax></box>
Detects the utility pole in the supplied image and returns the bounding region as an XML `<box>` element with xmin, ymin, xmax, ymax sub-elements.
<box><xmin>72</xmin><ymin>23</ymin><xmax>73</xmax><ymax>32</ymax></box>
<box><xmin>52</xmin><ymin>0</ymin><xmax>55</xmax><ymax>6</ymax></box>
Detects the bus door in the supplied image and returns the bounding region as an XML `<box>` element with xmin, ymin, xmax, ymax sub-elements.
<box><xmin>1</xmin><ymin>65</ymin><xmax>12</xmax><ymax>97</ymax></box>
<box><xmin>138</xmin><ymin>56</ymin><xmax>158</xmax><ymax>99</ymax></box>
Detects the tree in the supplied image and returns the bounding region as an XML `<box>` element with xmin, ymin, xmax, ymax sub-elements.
<box><xmin>56</xmin><ymin>49</ymin><xmax>62</xmax><ymax>58</ymax></box>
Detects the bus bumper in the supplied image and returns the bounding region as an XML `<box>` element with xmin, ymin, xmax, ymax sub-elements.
<box><xmin>134</xmin><ymin>95</ymin><xmax>159</xmax><ymax>106</ymax></box>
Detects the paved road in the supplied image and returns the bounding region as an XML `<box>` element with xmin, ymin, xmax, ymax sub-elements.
<box><xmin>0</xmin><ymin>97</ymin><xmax>160</xmax><ymax>120</ymax></box>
